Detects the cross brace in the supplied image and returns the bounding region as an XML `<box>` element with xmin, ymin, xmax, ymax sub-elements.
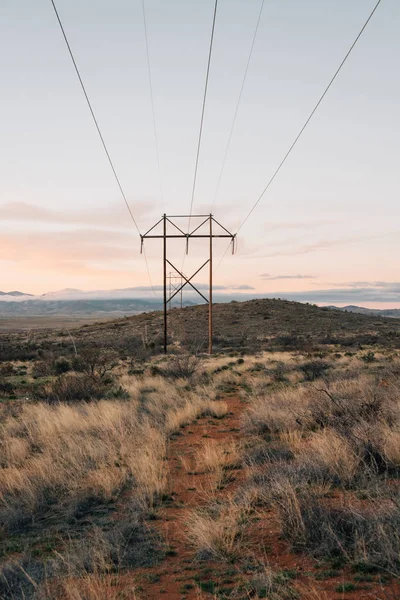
<box><xmin>141</xmin><ymin>214</ymin><xmax>236</xmax><ymax>354</ymax></box>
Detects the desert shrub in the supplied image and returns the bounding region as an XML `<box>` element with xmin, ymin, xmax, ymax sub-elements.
<box><xmin>0</xmin><ymin>381</ymin><xmax>15</xmax><ymax>396</ymax></box>
<box><xmin>33</xmin><ymin>373</ymin><xmax>107</xmax><ymax>404</ymax></box>
<box><xmin>299</xmin><ymin>360</ymin><xmax>330</xmax><ymax>381</ymax></box>
<box><xmin>77</xmin><ymin>347</ymin><xmax>119</xmax><ymax>379</ymax></box>
<box><xmin>307</xmin><ymin>379</ymin><xmax>399</xmax><ymax>433</ymax></box>
<box><xmin>0</xmin><ymin>362</ymin><xmax>15</xmax><ymax>376</ymax></box>
<box><xmin>0</xmin><ymin>557</ymin><xmax>47</xmax><ymax>599</ymax></box>
<box><xmin>155</xmin><ymin>354</ymin><xmax>199</xmax><ymax>380</ymax></box>
<box><xmin>32</xmin><ymin>360</ymin><xmax>52</xmax><ymax>378</ymax></box>
<box><xmin>361</xmin><ymin>351</ymin><xmax>376</xmax><ymax>363</ymax></box>
<box><xmin>53</xmin><ymin>356</ymin><xmax>72</xmax><ymax>375</ymax></box>
<box><xmin>285</xmin><ymin>492</ymin><xmax>400</xmax><ymax>572</ymax></box>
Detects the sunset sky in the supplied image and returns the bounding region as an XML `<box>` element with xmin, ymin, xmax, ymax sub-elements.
<box><xmin>1</xmin><ymin>0</ymin><xmax>399</xmax><ymax>307</ymax></box>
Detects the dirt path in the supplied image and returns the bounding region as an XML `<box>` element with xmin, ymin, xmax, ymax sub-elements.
<box><xmin>134</xmin><ymin>395</ymin><xmax>400</xmax><ymax>600</ymax></box>
<box><xmin>134</xmin><ymin>395</ymin><xmax>245</xmax><ymax>599</ymax></box>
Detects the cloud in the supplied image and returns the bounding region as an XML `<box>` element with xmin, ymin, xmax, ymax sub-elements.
<box><xmin>260</xmin><ymin>274</ymin><xmax>317</xmax><ymax>281</ymax></box>
<box><xmin>0</xmin><ymin>201</ymin><xmax>156</xmax><ymax>228</ymax></box>
<box><xmin>124</xmin><ymin>284</ymin><xmax>254</xmax><ymax>293</ymax></box>
<box><xmin>269</xmin><ymin>284</ymin><xmax>400</xmax><ymax>304</ymax></box>
<box><xmin>242</xmin><ymin>231</ymin><xmax>400</xmax><ymax>260</ymax></box>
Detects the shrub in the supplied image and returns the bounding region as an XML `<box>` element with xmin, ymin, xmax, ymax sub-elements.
<box><xmin>78</xmin><ymin>348</ymin><xmax>119</xmax><ymax>379</ymax></box>
<box><xmin>361</xmin><ymin>351</ymin><xmax>376</xmax><ymax>363</ymax></box>
<box><xmin>32</xmin><ymin>360</ymin><xmax>52</xmax><ymax>378</ymax></box>
<box><xmin>155</xmin><ymin>354</ymin><xmax>199</xmax><ymax>380</ymax></box>
<box><xmin>0</xmin><ymin>362</ymin><xmax>15</xmax><ymax>376</ymax></box>
<box><xmin>33</xmin><ymin>374</ymin><xmax>107</xmax><ymax>404</ymax></box>
<box><xmin>299</xmin><ymin>360</ymin><xmax>330</xmax><ymax>381</ymax></box>
<box><xmin>53</xmin><ymin>356</ymin><xmax>72</xmax><ymax>375</ymax></box>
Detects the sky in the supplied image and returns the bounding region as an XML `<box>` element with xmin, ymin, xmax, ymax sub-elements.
<box><xmin>1</xmin><ymin>0</ymin><xmax>399</xmax><ymax>307</ymax></box>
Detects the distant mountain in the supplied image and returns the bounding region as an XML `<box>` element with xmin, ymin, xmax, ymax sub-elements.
<box><xmin>0</xmin><ymin>290</ymin><xmax>33</xmax><ymax>297</ymax></box>
<box><xmin>328</xmin><ymin>305</ymin><xmax>400</xmax><ymax>318</ymax></box>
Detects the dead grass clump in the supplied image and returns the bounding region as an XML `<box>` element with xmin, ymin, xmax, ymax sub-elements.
<box><xmin>271</xmin><ymin>480</ymin><xmax>400</xmax><ymax>573</ymax></box>
<box><xmin>300</xmin><ymin>429</ymin><xmax>361</xmax><ymax>487</ymax></box>
<box><xmin>186</xmin><ymin>500</ymin><xmax>250</xmax><ymax>561</ymax></box>
<box><xmin>307</xmin><ymin>375</ymin><xmax>400</xmax><ymax>432</ymax></box>
<box><xmin>151</xmin><ymin>353</ymin><xmax>200</xmax><ymax>380</ymax></box>
<box><xmin>247</xmin><ymin>566</ymin><xmax>299</xmax><ymax>599</ymax></box>
<box><xmin>243</xmin><ymin>387</ymin><xmax>309</xmax><ymax>435</ymax></box>
<box><xmin>196</xmin><ymin>439</ymin><xmax>241</xmax><ymax>489</ymax></box>
<box><xmin>36</xmin><ymin>575</ymin><xmax>133</xmax><ymax>600</ymax></box>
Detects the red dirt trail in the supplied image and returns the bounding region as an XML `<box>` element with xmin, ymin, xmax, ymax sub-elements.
<box><xmin>133</xmin><ymin>395</ymin><xmax>400</xmax><ymax>600</ymax></box>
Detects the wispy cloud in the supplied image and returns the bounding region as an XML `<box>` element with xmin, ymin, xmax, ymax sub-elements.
<box><xmin>243</xmin><ymin>231</ymin><xmax>400</xmax><ymax>260</ymax></box>
<box><xmin>0</xmin><ymin>201</ymin><xmax>156</xmax><ymax>228</ymax></box>
<box><xmin>260</xmin><ymin>274</ymin><xmax>317</xmax><ymax>281</ymax></box>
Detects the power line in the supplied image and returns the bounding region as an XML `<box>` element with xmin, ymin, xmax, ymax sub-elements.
<box><xmin>142</xmin><ymin>245</ymin><xmax>158</xmax><ymax>296</ymax></box>
<box><xmin>235</xmin><ymin>0</ymin><xmax>383</xmax><ymax>235</ymax></box>
<box><xmin>211</xmin><ymin>0</ymin><xmax>265</xmax><ymax>213</ymax></box>
<box><xmin>49</xmin><ymin>0</ymin><xmax>141</xmax><ymax>235</ymax></box>
<box><xmin>142</xmin><ymin>0</ymin><xmax>164</xmax><ymax>213</ymax></box>
<box><xmin>187</xmin><ymin>0</ymin><xmax>219</xmax><ymax>229</ymax></box>
<box><xmin>49</xmin><ymin>0</ymin><xmax>160</xmax><ymax>294</ymax></box>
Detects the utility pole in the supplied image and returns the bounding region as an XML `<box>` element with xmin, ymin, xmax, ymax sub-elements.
<box><xmin>209</xmin><ymin>214</ymin><xmax>213</xmax><ymax>355</ymax></box>
<box><xmin>163</xmin><ymin>214</ymin><xmax>167</xmax><ymax>354</ymax></box>
<box><xmin>141</xmin><ymin>214</ymin><xmax>235</xmax><ymax>354</ymax></box>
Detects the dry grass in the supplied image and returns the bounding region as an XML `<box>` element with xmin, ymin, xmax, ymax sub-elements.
<box><xmin>0</xmin><ymin>374</ymin><xmax>231</xmax><ymax>530</ymax></box>
<box><xmin>195</xmin><ymin>438</ymin><xmax>241</xmax><ymax>490</ymax></box>
<box><xmin>186</xmin><ymin>499</ymin><xmax>251</xmax><ymax>561</ymax></box>
<box><xmin>35</xmin><ymin>574</ymin><xmax>140</xmax><ymax>600</ymax></box>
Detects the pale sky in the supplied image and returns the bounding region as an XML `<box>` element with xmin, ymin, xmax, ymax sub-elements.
<box><xmin>1</xmin><ymin>0</ymin><xmax>399</xmax><ymax>307</ymax></box>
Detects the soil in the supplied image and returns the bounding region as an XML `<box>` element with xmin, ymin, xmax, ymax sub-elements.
<box><xmin>132</xmin><ymin>395</ymin><xmax>400</xmax><ymax>600</ymax></box>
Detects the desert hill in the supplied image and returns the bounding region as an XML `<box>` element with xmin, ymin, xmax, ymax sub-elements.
<box><xmin>23</xmin><ymin>298</ymin><xmax>400</xmax><ymax>355</ymax></box>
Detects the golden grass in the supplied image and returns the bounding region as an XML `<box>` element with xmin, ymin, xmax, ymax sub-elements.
<box><xmin>300</xmin><ymin>429</ymin><xmax>360</xmax><ymax>485</ymax></box>
<box><xmin>0</xmin><ymin>374</ymin><xmax>230</xmax><ymax>526</ymax></box>
<box><xmin>195</xmin><ymin>438</ymin><xmax>241</xmax><ymax>490</ymax></box>
<box><xmin>185</xmin><ymin>499</ymin><xmax>251</xmax><ymax>561</ymax></box>
<box><xmin>37</xmin><ymin>574</ymin><xmax>140</xmax><ymax>600</ymax></box>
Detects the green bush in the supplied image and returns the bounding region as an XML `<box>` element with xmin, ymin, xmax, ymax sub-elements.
<box><xmin>53</xmin><ymin>356</ymin><xmax>72</xmax><ymax>375</ymax></box>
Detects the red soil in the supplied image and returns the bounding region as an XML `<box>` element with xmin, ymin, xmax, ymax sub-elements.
<box><xmin>131</xmin><ymin>395</ymin><xmax>400</xmax><ymax>600</ymax></box>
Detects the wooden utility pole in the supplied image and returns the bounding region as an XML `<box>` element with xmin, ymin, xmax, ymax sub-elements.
<box><xmin>209</xmin><ymin>214</ymin><xmax>213</xmax><ymax>355</ymax></box>
<box><xmin>163</xmin><ymin>214</ymin><xmax>167</xmax><ymax>354</ymax></box>
<box><xmin>141</xmin><ymin>214</ymin><xmax>235</xmax><ymax>354</ymax></box>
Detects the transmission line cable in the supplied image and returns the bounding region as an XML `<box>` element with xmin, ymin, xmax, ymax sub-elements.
<box><xmin>187</xmin><ymin>0</ymin><xmax>219</xmax><ymax>229</ymax></box>
<box><xmin>49</xmin><ymin>0</ymin><xmax>141</xmax><ymax>235</ymax></box>
<box><xmin>211</xmin><ymin>0</ymin><xmax>265</xmax><ymax>213</ymax></box>
<box><xmin>49</xmin><ymin>0</ymin><xmax>159</xmax><ymax>295</ymax></box>
<box><xmin>143</xmin><ymin>246</ymin><xmax>158</xmax><ymax>296</ymax></box>
<box><xmin>142</xmin><ymin>0</ymin><xmax>164</xmax><ymax>212</ymax></box>
<box><xmin>235</xmin><ymin>0</ymin><xmax>382</xmax><ymax>235</ymax></box>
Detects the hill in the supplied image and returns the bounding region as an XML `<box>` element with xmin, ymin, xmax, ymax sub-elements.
<box><xmin>329</xmin><ymin>304</ymin><xmax>400</xmax><ymax>318</ymax></box>
<box><xmin>3</xmin><ymin>298</ymin><xmax>398</xmax><ymax>356</ymax></box>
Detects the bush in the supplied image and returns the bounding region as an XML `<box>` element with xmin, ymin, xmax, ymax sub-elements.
<box><xmin>32</xmin><ymin>360</ymin><xmax>52</xmax><ymax>378</ymax></box>
<box><xmin>78</xmin><ymin>348</ymin><xmax>119</xmax><ymax>379</ymax></box>
<box><xmin>33</xmin><ymin>374</ymin><xmax>107</xmax><ymax>404</ymax></box>
<box><xmin>0</xmin><ymin>362</ymin><xmax>15</xmax><ymax>376</ymax></box>
<box><xmin>361</xmin><ymin>351</ymin><xmax>376</xmax><ymax>363</ymax></box>
<box><xmin>53</xmin><ymin>356</ymin><xmax>72</xmax><ymax>375</ymax></box>
<box><xmin>155</xmin><ymin>354</ymin><xmax>199</xmax><ymax>380</ymax></box>
<box><xmin>300</xmin><ymin>360</ymin><xmax>330</xmax><ymax>381</ymax></box>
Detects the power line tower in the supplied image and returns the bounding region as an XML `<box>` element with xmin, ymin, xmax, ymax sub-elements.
<box><xmin>168</xmin><ymin>272</ymin><xmax>183</xmax><ymax>310</ymax></box>
<box><xmin>141</xmin><ymin>214</ymin><xmax>235</xmax><ymax>354</ymax></box>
